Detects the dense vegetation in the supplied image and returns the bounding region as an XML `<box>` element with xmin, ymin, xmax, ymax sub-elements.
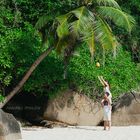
<box><xmin>0</xmin><ymin>0</ymin><xmax>140</xmax><ymax>103</ymax></box>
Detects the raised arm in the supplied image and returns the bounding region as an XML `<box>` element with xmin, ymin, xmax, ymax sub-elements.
<box><xmin>100</xmin><ymin>76</ymin><xmax>108</xmax><ymax>86</ymax></box>
<box><xmin>98</xmin><ymin>76</ymin><xmax>106</xmax><ymax>87</ymax></box>
<box><xmin>98</xmin><ymin>76</ymin><xmax>104</xmax><ymax>86</ymax></box>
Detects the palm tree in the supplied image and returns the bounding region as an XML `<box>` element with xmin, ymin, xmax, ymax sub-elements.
<box><xmin>0</xmin><ymin>0</ymin><xmax>135</xmax><ymax>108</ymax></box>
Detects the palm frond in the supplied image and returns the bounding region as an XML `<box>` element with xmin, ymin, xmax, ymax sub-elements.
<box><xmin>95</xmin><ymin>15</ymin><xmax>118</xmax><ymax>56</ymax></box>
<box><xmin>69</xmin><ymin>6</ymin><xmax>87</xmax><ymax>38</ymax></box>
<box><xmin>97</xmin><ymin>6</ymin><xmax>135</xmax><ymax>32</ymax></box>
<box><xmin>53</xmin><ymin>14</ymin><xmax>71</xmax><ymax>52</ymax></box>
<box><xmin>69</xmin><ymin>6</ymin><xmax>95</xmax><ymax>56</ymax></box>
<box><xmin>94</xmin><ymin>0</ymin><xmax>121</xmax><ymax>9</ymax></box>
<box><xmin>35</xmin><ymin>15</ymin><xmax>53</xmax><ymax>30</ymax></box>
<box><xmin>69</xmin><ymin>6</ymin><xmax>95</xmax><ymax>39</ymax></box>
<box><xmin>86</xmin><ymin>31</ymin><xmax>95</xmax><ymax>59</ymax></box>
<box><xmin>35</xmin><ymin>15</ymin><xmax>55</xmax><ymax>47</ymax></box>
<box><xmin>55</xmin><ymin>14</ymin><xmax>70</xmax><ymax>39</ymax></box>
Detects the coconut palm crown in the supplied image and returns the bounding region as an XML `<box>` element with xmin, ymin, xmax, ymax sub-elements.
<box><xmin>35</xmin><ymin>0</ymin><xmax>135</xmax><ymax>58</ymax></box>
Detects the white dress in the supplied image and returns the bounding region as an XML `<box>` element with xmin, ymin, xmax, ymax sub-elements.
<box><xmin>103</xmin><ymin>105</ymin><xmax>111</xmax><ymax>121</ymax></box>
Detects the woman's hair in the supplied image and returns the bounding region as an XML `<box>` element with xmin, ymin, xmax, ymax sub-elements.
<box><xmin>105</xmin><ymin>92</ymin><xmax>109</xmax><ymax>96</ymax></box>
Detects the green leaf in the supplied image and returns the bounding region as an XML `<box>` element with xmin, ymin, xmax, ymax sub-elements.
<box><xmin>35</xmin><ymin>15</ymin><xmax>53</xmax><ymax>30</ymax></box>
<box><xmin>95</xmin><ymin>15</ymin><xmax>118</xmax><ymax>56</ymax></box>
<box><xmin>69</xmin><ymin>6</ymin><xmax>95</xmax><ymax>40</ymax></box>
<box><xmin>97</xmin><ymin>6</ymin><xmax>136</xmax><ymax>32</ymax></box>
<box><xmin>86</xmin><ymin>32</ymin><xmax>95</xmax><ymax>59</ymax></box>
<box><xmin>56</xmin><ymin>14</ymin><xmax>70</xmax><ymax>38</ymax></box>
<box><xmin>94</xmin><ymin>0</ymin><xmax>121</xmax><ymax>9</ymax></box>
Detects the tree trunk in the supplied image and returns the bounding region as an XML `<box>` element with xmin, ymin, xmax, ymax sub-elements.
<box><xmin>0</xmin><ymin>46</ymin><xmax>54</xmax><ymax>109</ymax></box>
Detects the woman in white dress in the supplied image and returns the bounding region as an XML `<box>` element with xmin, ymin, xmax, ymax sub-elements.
<box><xmin>98</xmin><ymin>76</ymin><xmax>112</xmax><ymax>130</ymax></box>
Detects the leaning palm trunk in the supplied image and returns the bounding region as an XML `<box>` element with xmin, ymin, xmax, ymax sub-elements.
<box><xmin>0</xmin><ymin>46</ymin><xmax>54</xmax><ymax>109</ymax></box>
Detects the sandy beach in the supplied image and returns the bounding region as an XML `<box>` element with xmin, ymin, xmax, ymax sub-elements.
<box><xmin>21</xmin><ymin>126</ymin><xmax>140</xmax><ymax>140</ymax></box>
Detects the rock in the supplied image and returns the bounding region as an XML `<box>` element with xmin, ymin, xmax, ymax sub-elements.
<box><xmin>0</xmin><ymin>109</ymin><xmax>22</xmax><ymax>140</ymax></box>
<box><xmin>40</xmin><ymin>120</ymin><xmax>68</xmax><ymax>128</ymax></box>
<box><xmin>112</xmin><ymin>92</ymin><xmax>140</xmax><ymax>126</ymax></box>
<box><xmin>44</xmin><ymin>90</ymin><xmax>103</xmax><ymax>126</ymax></box>
<box><xmin>44</xmin><ymin>90</ymin><xmax>140</xmax><ymax>126</ymax></box>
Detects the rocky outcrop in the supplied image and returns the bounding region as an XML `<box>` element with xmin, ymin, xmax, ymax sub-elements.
<box><xmin>44</xmin><ymin>90</ymin><xmax>103</xmax><ymax>126</ymax></box>
<box><xmin>112</xmin><ymin>92</ymin><xmax>140</xmax><ymax>126</ymax></box>
<box><xmin>44</xmin><ymin>90</ymin><xmax>140</xmax><ymax>126</ymax></box>
<box><xmin>0</xmin><ymin>109</ymin><xmax>22</xmax><ymax>140</ymax></box>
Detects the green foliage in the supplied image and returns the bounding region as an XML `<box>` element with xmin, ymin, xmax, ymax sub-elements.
<box><xmin>0</xmin><ymin>0</ymin><xmax>140</xmax><ymax>103</ymax></box>
<box><xmin>114</xmin><ymin>0</ymin><xmax>140</xmax><ymax>62</ymax></box>
<box><xmin>97</xmin><ymin>6</ymin><xmax>135</xmax><ymax>32</ymax></box>
<box><xmin>16</xmin><ymin>42</ymin><xmax>140</xmax><ymax>102</ymax></box>
<box><xmin>23</xmin><ymin>53</ymin><xmax>66</xmax><ymax>96</ymax></box>
<box><xmin>0</xmin><ymin>19</ymin><xmax>42</xmax><ymax>96</ymax></box>
<box><xmin>67</xmin><ymin>45</ymin><xmax>140</xmax><ymax>100</ymax></box>
<box><xmin>35</xmin><ymin>0</ymin><xmax>135</xmax><ymax>63</ymax></box>
<box><xmin>0</xmin><ymin>94</ymin><xmax>4</xmax><ymax>102</ymax></box>
<box><xmin>13</xmin><ymin>0</ymin><xmax>80</xmax><ymax>25</ymax></box>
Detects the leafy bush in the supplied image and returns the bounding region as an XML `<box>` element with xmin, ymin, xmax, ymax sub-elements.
<box><xmin>1</xmin><ymin>23</ymin><xmax>140</xmax><ymax>102</ymax></box>
<box><xmin>0</xmin><ymin>22</ymin><xmax>42</xmax><ymax>98</ymax></box>
<box><xmin>67</xmin><ymin>45</ymin><xmax>140</xmax><ymax>100</ymax></box>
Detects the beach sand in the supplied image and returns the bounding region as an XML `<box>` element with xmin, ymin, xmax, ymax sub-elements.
<box><xmin>21</xmin><ymin>126</ymin><xmax>140</xmax><ymax>140</ymax></box>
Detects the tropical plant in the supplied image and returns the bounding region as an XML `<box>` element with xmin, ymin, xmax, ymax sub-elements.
<box><xmin>36</xmin><ymin>0</ymin><xmax>135</xmax><ymax>61</ymax></box>
<box><xmin>0</xmin><ymin>0</ymin><xmax>135</xmax><ymax>108</ymax></box>
<box><xmin>68</xmin><ymin>45</ymin><xmax>140</xmax><ymax>101</ymax></box>
<box><xmin>114</xmin><ymin>0</ymin><xmax>140</xmax><ymax>63</ymax></box>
